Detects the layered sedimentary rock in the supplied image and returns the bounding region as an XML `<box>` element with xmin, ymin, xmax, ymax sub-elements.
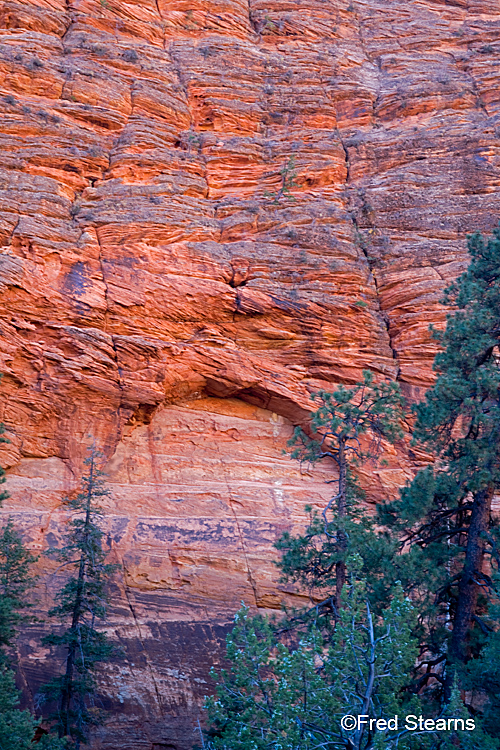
<box><xmin>0</xmin><ymin>0</ymin><xmax>499</xmax><ymax>747</ymax></box>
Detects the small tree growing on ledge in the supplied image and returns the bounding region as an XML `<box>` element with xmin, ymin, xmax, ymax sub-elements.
<box><xmin>40</xmin><ymin>448</ymin><xmax>117</xmax><ymax>749</ymax></box>
<box><xmin>263</xmin><ymin>154</ymin><xmax>298</xmax><ymax>204</ymax></box>
<box><xmin>277</xmin><ymin>370</ymin><xmax>404</xmax><ymax>614</ymax></box>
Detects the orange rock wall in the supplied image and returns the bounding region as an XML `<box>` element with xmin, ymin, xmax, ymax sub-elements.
<box><xmin>0</xmin><ymin>0</ymin><xmax>500</xmax><ymax>747</ymax></box>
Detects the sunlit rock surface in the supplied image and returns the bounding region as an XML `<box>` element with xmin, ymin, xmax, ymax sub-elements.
<box><xmin>0</xmin><ymin>0</ymin><xmax>499</xmax><ymax>747</ymax></box>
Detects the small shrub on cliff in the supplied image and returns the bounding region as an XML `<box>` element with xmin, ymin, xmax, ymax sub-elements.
<box><xmin>39</xmin><ymin>448</ymin><xmax>117</xmax><ymax>749</ymax></box>
<box><xmin>263</xmin><ymin>154</ymin><xmax>298</xmax><ymax>204</ymax></box>
<box><xmin>122</xmin><ymin>48</ymin><xmax>138</xmax><ymax>63</ymax></box>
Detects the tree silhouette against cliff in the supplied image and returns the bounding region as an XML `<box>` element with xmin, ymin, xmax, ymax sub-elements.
<box><xmin>379</xmin><ymin>227</ymin><xmax>500</xmax><ymax>716</ymax></box>
<box><xmin>277</xmin><ymin>370</ymin><xmax>404</xmax><ymax>614</ymax></box>
<box><xmin>204</xmin><ymin>374</ymin><xmax>411</xmax><ymax>750</ymax></box>
<box><xmin>0</xmin><ymin>520</ymin><xmax>45</xmax><ymax>750</ymax></box>
<box><xmin>0</xmin><ymin>412</ymin><xmax>35</xmax><ymax>655</ymax></box>
<box><xmin>0</xmin><ymin>412</ymin><xmax>64</xmax><ymax>749</ymax></box>
<box><xmin>40</xmin><ymin>448</ymin><xmax>116</xmax><ymax>749</ymax></box>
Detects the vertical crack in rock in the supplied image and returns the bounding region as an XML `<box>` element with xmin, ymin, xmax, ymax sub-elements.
<box><xmin>167</xmin><ymin>44</ymin><xmax>211</xmax><ymax>199</ymax></box>
<box><xmin>16</xmin><ymin>648</ymin><xmax>35</xmax><ymax>706</ymax></box>
<box><xmin>154</xmin><ymin>0</ymin><xmax>163</xmax><ymax>24</ymax></box>
<box><xmin>154</xmin><ymin>0</ymin><xmax>166</xmax><ymax>50</ymax></box>
<box><xmin>346</xmin><ymin>6</ymin><xmax>401</xmax><ymax>377</ymax></box>
<box><xmin>246</xmin><ymin>0</ymin><xmax>253</xmax><ymax>31</ymax></box>
<box><xmin>126</xmin><ymin>80</ymin><xmax>135</xmax><ymax>130</ymax></box>
<box><xmin>321</xmin><ymin>13</ymin><xmax>396</xmax><ymax>376</ymax></box>
<box><xmin>68</xmin><ymin>188</ymin><xmax>84</xmax><ymax>222</ymax></box>
<box><xmin>353</xmin><ymin>4</ymin><xmax>374</xmax><ymax>67</ymax></box>
<box><xmin>61</xmin><ymin>0</ymin><xmax>76</xmax><ymax>43</ymax></box>
<box><xmin>167</xmin><ymin>44</ymin><xmax>192</xmax><ymax>129</ymax></box>
<box><xmin>7</xmin><ymin>216</ymin><xmax>20</xmax><ymax>247</ymax></box>
<box><xmin>228</xmin><ymin>501</ymin><xmax>260</xmax><ymax>609</ymax></box>
<box><xmin>215</xmin><ymin>445</ymin><xmax>259</xmax><ymax>608</ymax></box>
<box><xmin>338</xmin><ymin>136</ymin><xmax>401</xmax><ymax>377</ymax></box>
<box><xmin>119</xmin><ymin>559</ymin><xmax>165</xmax><ymax>717</ymax></box>
<box><xmin>109</xmin><ymin>81</ymin><xmax>135</xmax><ymax>157</ymax></box>
<box><xmin>452</xmin><ymin>52</ymin><xmax>489</xmax><ymax>118</ymax></box>
<box><xmin>95</xmin><ymin>228</ymin><xmax>126</xmax><ymax>426</ymax></box>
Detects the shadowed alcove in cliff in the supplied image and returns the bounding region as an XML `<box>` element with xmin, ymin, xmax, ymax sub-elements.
<box><xmin>104</xmin><ymin>391</ymin><xmax>333</xmax><ymax>612</ymax></box>
<box><xmin>5</xmin><ymin>388</ymin><xmax>334</xmax><ymax>750</ymax></box>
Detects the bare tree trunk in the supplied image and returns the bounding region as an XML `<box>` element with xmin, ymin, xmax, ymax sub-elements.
<box><xmin>353</xmin><ymin>601</ymin><xmax>376</xmax><ymax>750</ymax></box>
<box><xmin>59</xmin><ymin>456</ymin><xmax>95</xmax><ymax>738</ymax></box>
<box><xmin>445</xmin><ymin>482</ymin><xmax>493</xmax><ymax>700</ymax></box>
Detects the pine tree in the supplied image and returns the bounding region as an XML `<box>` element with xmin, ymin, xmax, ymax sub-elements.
<box><xmin>0</xmin><ymin>666</ymin><xmax>39</xmax><ymax>750</ymax></box>
<box><xmin>40</xmin><ymin>448</ymin><xmax>117</xmax><ymax>749</ymax></box>
<box><xmin>206</xmin><ymin>562</ymin><xmax>442</xmax><ymax>750</ymax></box>
<box><xmin>277</xmin><ymin>370</ymin><xmax>404</xmax><ymax>616</ymax></box>
<box><xmin>379</xmin><ymin>227</ymin><xmax>500</xmax><ymax>705</ymax></box>
<box><xmin>205</xmin><ymin>348</ymin><xmax>500</xmax><ymax>748</ymax></box>
<box><xmin>0</xmin><ymin>668</ymin><xmax>66</xmax><ymax>750</ymax></box>
<box><xmin>0</xmin><ymin>523</ymin><xmax>43</xmax><ymax>750</ymax></box>
<box><xmin>468</xmin><ymin>568</ymin><xmax>500</xmax><ymax>737</ymax></box>
<box><xmin>0</xmin><ymin>519</ymin><xmax>38</xmax><ymax>658</ymax></box>
<box><xmin>0</xmin><ymin>416</ymin><xmax>65</xmax><ymax>749</ymax></box>
<box><xmin>0</xmin><ymin>412</ymin><xmax>37</xmax><ymax>655</ymax></box>
<box><xmin>205</xmin><ymin>377</ymin><xmax>422</xmax><ymax>750</ymax></box>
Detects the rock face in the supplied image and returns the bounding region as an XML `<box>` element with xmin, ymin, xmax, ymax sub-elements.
<box><xmin>0</xmin><ymin>0</ymin><xmax>499</xmax><ymax>747</ymax></box>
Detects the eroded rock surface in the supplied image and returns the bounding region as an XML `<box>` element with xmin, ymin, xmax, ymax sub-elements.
<box><xmin>0</xmin><ymin>0</ymin><xmax>499</xmax><ymax>747</ymax></box>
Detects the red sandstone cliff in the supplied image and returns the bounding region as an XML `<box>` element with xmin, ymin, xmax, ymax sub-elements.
<box><xmin>0</xmin><ymin>0</ymin><xmax>499</xmax><ymax>747</ymax></box>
